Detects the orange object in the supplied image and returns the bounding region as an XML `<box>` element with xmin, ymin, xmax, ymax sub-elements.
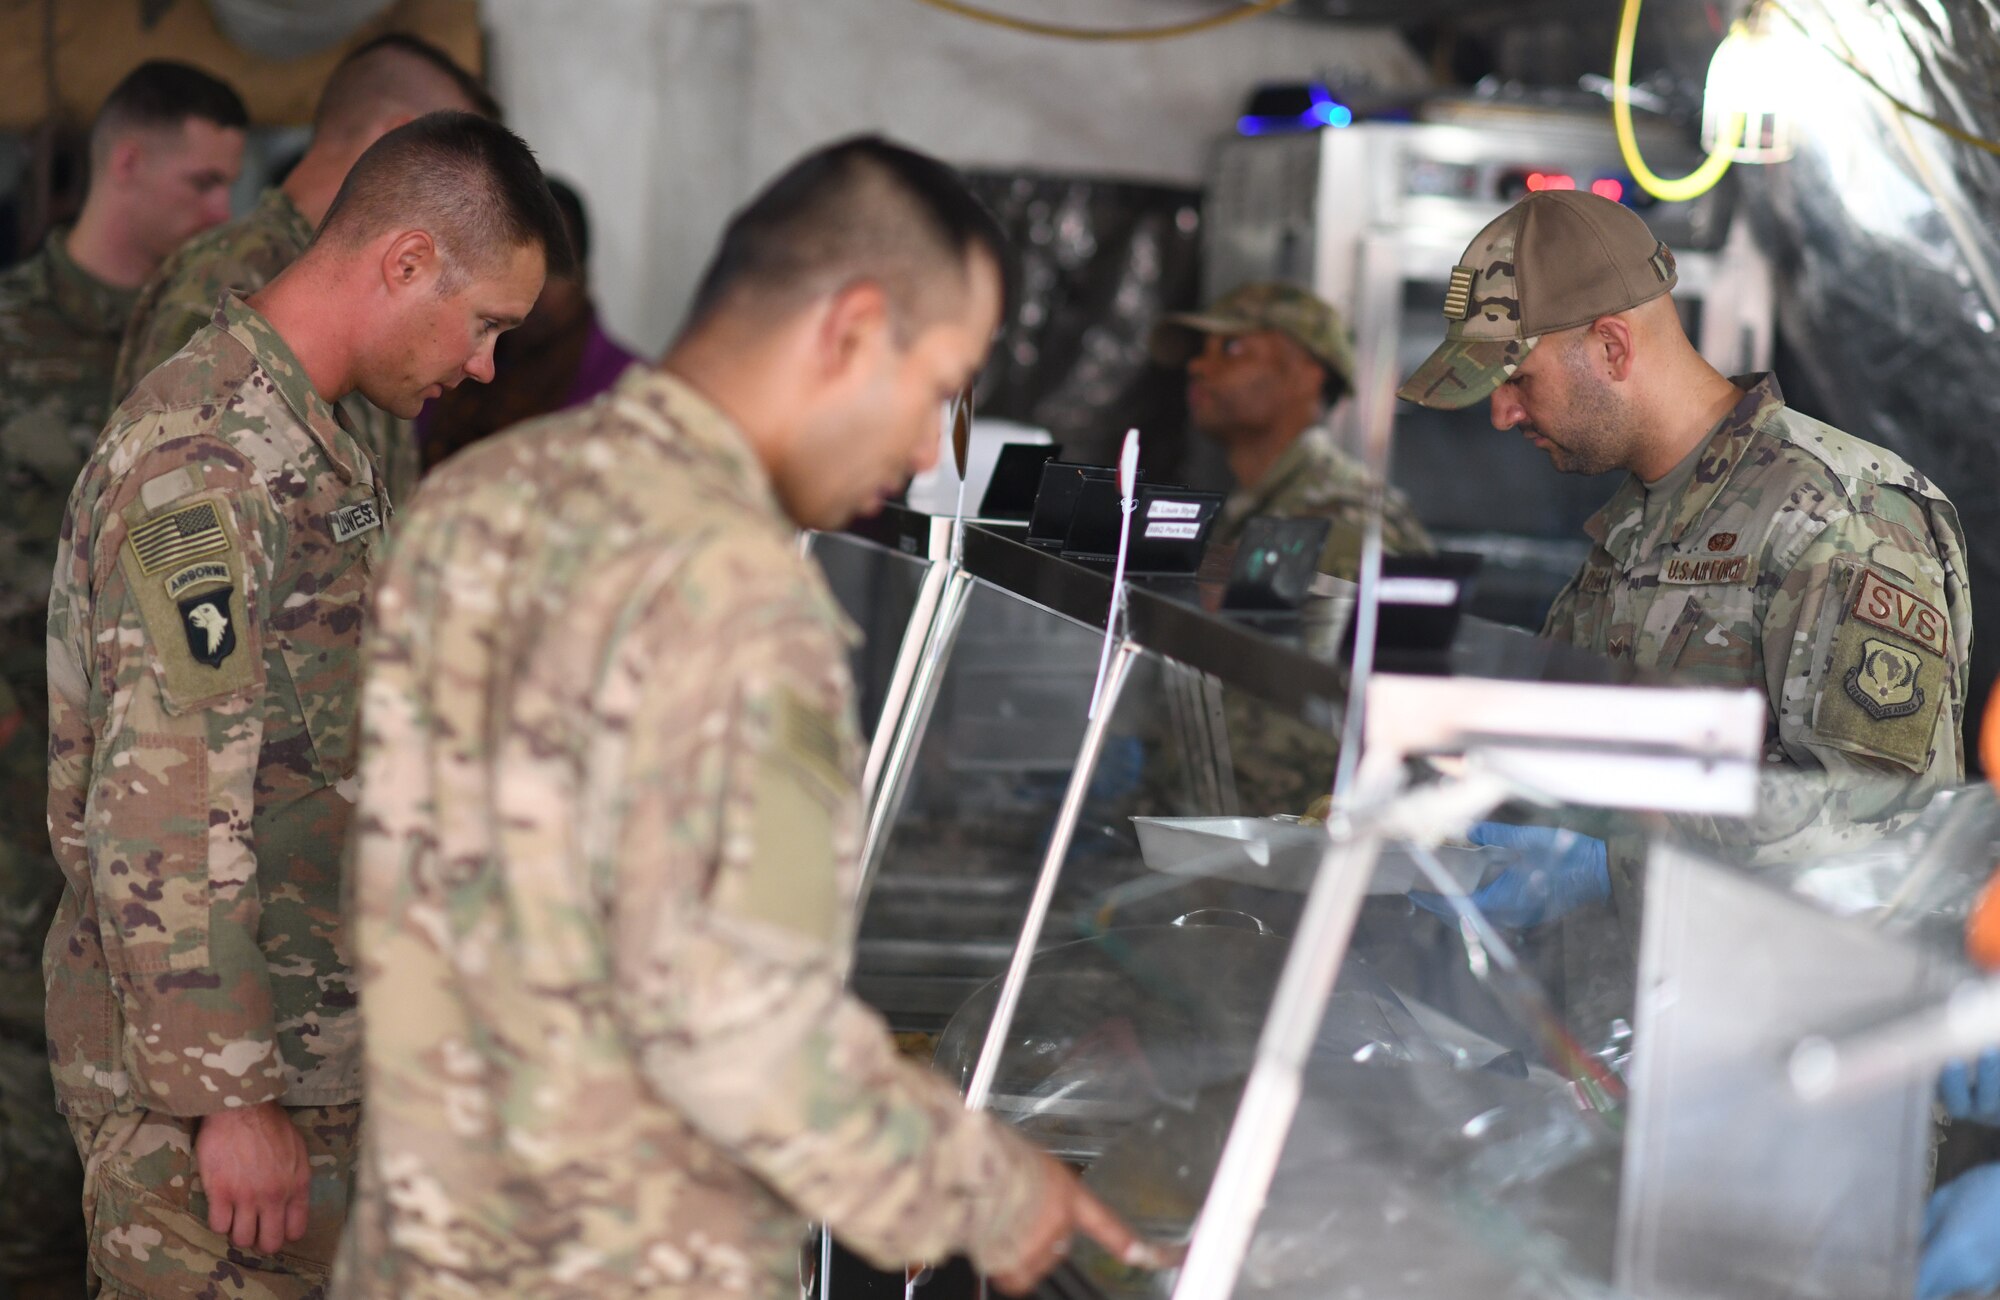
<box><xmin>1967</xmin><ymin>689</ymin><xmax>2000</xmax><ymax>969</ymax></box>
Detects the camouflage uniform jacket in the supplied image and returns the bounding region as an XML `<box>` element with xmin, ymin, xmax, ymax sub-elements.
<box><xmin>113</xmin><ymin>187</ymin><xmax>422</xmax><ymax>509</ymax></box>
<box><xmin>1212</xmin><ymin>423</ymin><xmax>1433</xmax><ymax>579</ymax></box>
<box><xmin>336</xmin><ymin>367</ymin><xmax>1044</xmax><ymax>1299</ymax></box>
<box><xmin>0</xmin><ymin>230</ymin><xmax>137</xmax><ymax>1035</ymax></box>
<box><xmin>1543</xmin><ymin>374</ymin><xmax>1971</xmax><ymax>864</ymax></box>
<box><xmin>1</xmin><ymin>229</ymin><xmax>137</xmax><ymax>634</ymax></box>
<box><xmin>45</xmin><ymin>294</ymin><xmax>387</xmax><ymax>1118</ymax></box>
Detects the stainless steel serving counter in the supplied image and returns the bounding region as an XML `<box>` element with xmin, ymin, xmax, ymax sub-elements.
<box><xmin>806</xmin><ymin>505</ymin><xmax>1997</xmax><ymax>1300</ymax></box>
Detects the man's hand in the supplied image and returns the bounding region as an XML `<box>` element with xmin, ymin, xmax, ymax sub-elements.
<box><xmin>1410</xmin><ymin>822</ymin><xmax>1611</xmax><ymax>930</ymax></box>
<box><xmin>988</xmin><ymin>1152</ymin><xmax>1160</xmax><ymax>1296</ymax></box>
<box><xmin>1921</xmin><ymin>1164</ymin><xmax>2000</xmax><ymax>1299</ymax></box>
<box><xmin>195</xmin><ymin>1101</ymin><xmax>310</xmax><ymax>1255</ymax></box>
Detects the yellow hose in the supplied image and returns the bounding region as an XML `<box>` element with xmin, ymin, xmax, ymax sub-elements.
<box><xmin>907</xmin><ymin>0</ymin><xmax>1286</xmax><ymax>43</ymax></box>
<box><xmin>1613</xmin><ymin>0</ymin><xmax>1739</xmax><ymax>202</ymax></box>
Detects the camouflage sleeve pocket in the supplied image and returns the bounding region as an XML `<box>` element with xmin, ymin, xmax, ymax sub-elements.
<box><xmin>1809</xmin><ymin>563</ymin><xmax>1950</xmax><ymax>772</ymax></box>
<box><xmin>710</xmin><ymin>689</ymin><xmax>853</xmax><ymax>950</ymax></box>
<box><xmin>89</xmin><ymin>733</ymin><xmax>213</xmax><ymax>973</ymax></box>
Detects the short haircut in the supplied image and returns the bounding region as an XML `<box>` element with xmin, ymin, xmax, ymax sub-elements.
<box><xmin>314</xmin><ymin>34</ymin><xmax>499</xmax><ymax>139</ymax></box>
<box><xmin>683</xmin><ymin>134</ymin><xmax>1010</xmax><ymax>342</ymax></box>
<box><xmin>546</xmin><ymin>177</ymin><xmax>589</xmax><ymax>268</ymax></box>
<box><xmin>313</xmin><ymin>112</ymin><xmax>574</xmax><ymax>287</ymax></box>
<box><xmin>91</xmin><ymin>61</ymin><xmax>248</xmax><ymax>170</ymax></box>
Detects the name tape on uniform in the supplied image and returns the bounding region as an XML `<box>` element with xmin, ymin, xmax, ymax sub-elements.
<box><xmin>1850</xmin><ymin>567</ymin><xmax>1947</xmax><ymax>657</ymax></box>
<box><xmin>329</xmin><ymin>500</ymin><xmax>383</xmax><ymax>544</ymax></box>
<box><xmin>1661</xmin><ymin>554</ymin><xmax>1749</xmax><ymax>586</ymax></box>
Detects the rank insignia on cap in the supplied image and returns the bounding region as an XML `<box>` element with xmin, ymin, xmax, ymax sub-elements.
<box><xmin>1442</xmin><ymin>267</ymin><xmax>1475</xmax><ymax>320</ymax></box>
<box><xmin>1845</xmin><ymin>637</ymin><xmax>1924</xmax><ymax>720</ymax></box>
<box><xmin>1707</xmin><ymin>532</ymin><xmax>1738</xmax><ymax>552</ymax></box>
<box><xmin>179</xmin><ymin>589</ymin><xmax>237</xmax><ymax>669</ymax></box>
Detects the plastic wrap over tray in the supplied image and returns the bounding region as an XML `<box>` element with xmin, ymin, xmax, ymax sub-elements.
<box><xmin>1131</xmin><ymin>815</ymin><xmax>1504</xmax><ymax>893</ymax></box>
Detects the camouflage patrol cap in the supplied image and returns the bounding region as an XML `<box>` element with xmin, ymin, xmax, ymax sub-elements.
<box><xmin>1149</xmin><ymin>281</ymin><xmax>1355</xmax><ymax>384</ymax></box>
<box><xmin>1397</xmin><ymin>190</ymin><xmax>1679</xmax><ymax>411</ymax></box>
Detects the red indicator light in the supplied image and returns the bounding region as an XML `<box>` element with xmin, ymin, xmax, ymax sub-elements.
<box><xmin>1526</xmin><ymin>172</ymin><xmax>1576</xmax><ymax>192</ymax></box>
<box><xmin>1592</xmin><ymin>178</ymin><xmax>1625</xmax><ymax>202</ymax></box>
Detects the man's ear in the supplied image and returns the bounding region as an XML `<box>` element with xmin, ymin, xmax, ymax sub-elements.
<box><xmin>815</xmin><ymin>280</ymin><xmax>891</xmax><ymax>384</ymax></box>
<box><xmin>105</xmin><ymin>138</ymin><xmax>145</xmax><ymax>186</ymax></box>
<box><xmin>1281</xmin><ymin>336</ymin><xmax>1325</xmax><ymax>401</ymax></box>
<box><xmin>1594</xmin><ymin>314</ymin><xmax>1638</xmax><ymax>383</ymax></box>
<box><xmin>381</xmin><ymin>230</ymin><xmax>442</xmax><ymax>295</ymax></box>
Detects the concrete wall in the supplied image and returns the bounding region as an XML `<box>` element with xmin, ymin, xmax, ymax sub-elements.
<box><xmin>483</xmin><ymin>0</ymin><xmax>1425</xmax><ymax>353</ymax></box>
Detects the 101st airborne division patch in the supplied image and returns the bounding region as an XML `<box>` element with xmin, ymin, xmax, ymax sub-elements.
<box><xmin>118</xmin><ymin>495</ymin><xmax>261</xmax><ymax>709</ymax></box>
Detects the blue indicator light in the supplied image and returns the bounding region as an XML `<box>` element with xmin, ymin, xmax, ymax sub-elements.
<box><xmin>1236</xmin><ymin>84</ymin><xmax>1352</xmax><ymax>136</ymax></box>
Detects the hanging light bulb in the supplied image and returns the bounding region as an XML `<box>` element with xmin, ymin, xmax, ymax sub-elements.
<box><xmin>1702</xmin><ymin>13</ymin><xmax>1801</xmax><ymax>163</ymax></box>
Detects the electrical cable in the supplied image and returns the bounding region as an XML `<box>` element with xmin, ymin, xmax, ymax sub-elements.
<box><xmin>1612</xmin><ymin>0</ymin><xmax>1740</xmax><ymax>202</ymax></box>
<box><xmin>907</xmin><ymin>0</ymin><xmax>1286</xmax><ymax>43</ymax></box>
<box><xmin>1762</xmin><ymin>0</ymin><xmax>2000</xmax><ymax>160</ymax></box>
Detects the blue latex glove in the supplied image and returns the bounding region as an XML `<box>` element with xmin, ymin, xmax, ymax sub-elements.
<box><xmin>1942</xmin><ymin>1049</ymin><xmax>2000</xmax><ymax>1126</ymax></box>
<box><xmin>1920</xmin><ymin>1164</ymin><xmax>2000</xmax><ymax>1299</ymax></box>
<box><xmin>1410</xmin><ymin>822</ymin><xmax>1610</xmax><ymax>930</ymax></box>
<box><xmin>1087</xmin><ymin>734</ymin><xmax>1146</xmax><ymax>805</ymax></box>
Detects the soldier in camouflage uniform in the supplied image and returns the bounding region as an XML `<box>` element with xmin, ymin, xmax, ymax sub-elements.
<box><xmin>46</xmin><ymin>114</ymin><xmax>558</xmax><ymax>1299</ymax></box>
<box><xmin>0</xmin><ymin>676</ymin><xmax>92</xmax><ymax>1298</ymax></box>
<box><xmin>113</xmin><ymin>34</ymin><xmax>499</xmax><ymax>511</ymax></box>
<box><xmin>0</xmin><ymin>61</ymin><xmax>248</xmax><ymax>1295</ymax></box>
<box><xmin>1148</xmin><ymin>284</ymin><xmax>1432</xmax><ymax>815</ymax></box>
<box><xmin>1151</xmin><ymin>280</ymin><xmax>1431</xmax><ymax>579</ymax></box>
<box><xmin>336</xmin><ymin>136</ymin><xmax>1145</xmax><ymax>1300</ymax></box>
<box><xmin>1399</xmin><ymin>188</ymin><xmax>1970</xmax><ymax>882</ymax></box>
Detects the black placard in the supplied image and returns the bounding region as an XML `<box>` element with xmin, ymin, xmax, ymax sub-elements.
<box><xmin>1338</xmin><ymin>551</ymin><xmax>1484</xmax><ymax>671</ymax></box>
<box><xmin>1058</xmin><ymin>475</ymin><xmax>1126</xmax><ymax>560</ymax></box>
<box><xmin>977</xmin><ymin>442</ymin><xmax>1062</xmax><ymax>520</ymax></box>
<box><xmin>1026</xmin><ymin>461</ymin><xmax>1116</xmax><ymax>548</ymax></box>
<box><xmin>1127</xmin><ymin>486</ymin><xmax>1223</xmax><ymax>574</ymax></box>
<box><xmin>1060</xmin><ymin>481</ymin><xmax>1222</xmax><ymax>574</ymax></box>
<box><xmin>1221</xmin><ymin>516</ymin><xmax>1333</xmax><ymax>612</ymax></box>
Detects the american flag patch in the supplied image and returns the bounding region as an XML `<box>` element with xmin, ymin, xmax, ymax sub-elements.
<box><xmin>128</xmin><ymin>502</ymin><xmax>228</xmax><ymax>575</ymax></box>
<box><xmin>1442</xmin><ymin>266</ymin><xmax>1475</xmax><ymax>320</ymax></box>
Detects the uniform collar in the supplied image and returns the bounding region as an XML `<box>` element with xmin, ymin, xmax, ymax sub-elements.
<box><xmin>1231</xmin><ymin>422</ymin><xmax>1355</xmax><ymax>514</ymax></box>
<box><xmin>610</xmin><ymin>365</ymin><xmax>790</xmax><ymax>533</ymax></box>
<box><xmin>258</xmin><ymin>187</ymin><xmax>315</xmax><ymax>253</ymax></box>
<box><xmin>38</xmin><ymin>227</ymin><xmax>139</xmax><ymax>336</ymax></box>
<box><xmin>608</xmin><ymin>366</ymin><xmax>857</xmax><ymax>643</ymax></box>
<box><xmin>1585</xmin><ymin>373</ymin><xmax>1786</xmax><ymax>562</ymax></box>
<box><xmin>215</xmin><ymin>293</ymin><xmax>369</xmax><ymax>486</ymax></box>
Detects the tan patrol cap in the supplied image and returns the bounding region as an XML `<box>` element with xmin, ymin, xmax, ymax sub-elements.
<box><xmin>1397</xmin><ymin>190</ymin><xmax>1679</xmax><ymax>411</ymax></box>
<box><xmin>1149</xmin><ymin>280</ymin><xmax>1355</xmax><ymax>385</ymax></box>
